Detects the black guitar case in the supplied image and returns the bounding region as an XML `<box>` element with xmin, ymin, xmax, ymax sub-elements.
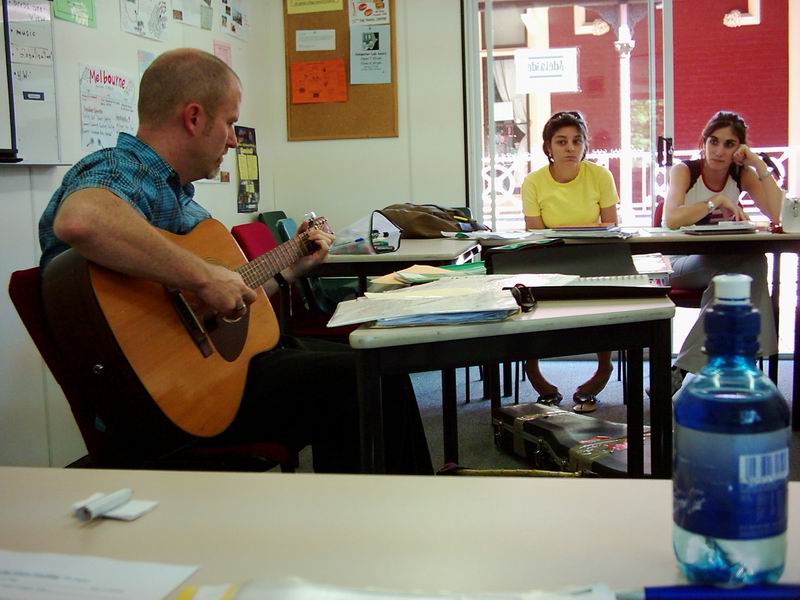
<box><xmin>492</xmin><ymin>403</ymin><xmax>650</xmax><ymax>477</ymax></box>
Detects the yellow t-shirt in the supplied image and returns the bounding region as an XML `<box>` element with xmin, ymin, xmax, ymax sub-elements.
<box><xmin>521</xmin><ymin>161</ymin><xmax>619</xmax><ymax>227</ymax></box>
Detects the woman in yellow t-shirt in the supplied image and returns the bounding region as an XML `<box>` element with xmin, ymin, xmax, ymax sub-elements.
<box><xmin>521</xmin><ymin>111</ymin><xmax>619</xmax><ymax>413</ymax></box>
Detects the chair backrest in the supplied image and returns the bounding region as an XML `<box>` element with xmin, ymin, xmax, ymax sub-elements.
<box><xmin>232</xmin><ymin>221</ymin><xmax>278</xmax><ymax>259</ymax></box>
<box><xmin>258</xmin><ymin>210</ymin><xmax>288</xmax><ymax>241</ymax></box>
<box><xmin>275</xmin><ymin>217</ymin><xmax>332</xmax><ymax>313</ymax></box>
<box><xmin>8</xmin><ymin>267</ymin><xmax>108</xmax><ymax>460</ymax></box>
<box><xmin>231</xmin><ymin>221</ymin><xmax>284</xmax><ymax>319</ymax></box>
<box><xmin>653</xmin><ymin>200</ymin><xmax>664</xmax><ymax>227</ymax></box>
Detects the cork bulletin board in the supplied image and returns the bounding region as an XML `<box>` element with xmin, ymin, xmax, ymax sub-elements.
<box><xmin>283</xmin><ymin>0</ymin><xmax>397</xmax><ymax>141</ymax></box>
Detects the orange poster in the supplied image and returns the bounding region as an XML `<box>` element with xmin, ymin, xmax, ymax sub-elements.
<box><xmin>290</xmin><ymin>59</ymin><xmax>348</xmax><ymax>104</ymax></box>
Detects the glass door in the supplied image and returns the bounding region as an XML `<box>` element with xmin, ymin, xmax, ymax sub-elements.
<box><xmin>470</xmin><ymin>0</ymin><xmax>666</xmax><ymax>230</ymax></box>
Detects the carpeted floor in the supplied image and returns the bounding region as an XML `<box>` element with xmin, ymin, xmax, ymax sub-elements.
<box><xmin>297</xmin><ymin>357</ymin><xmax>800</xmax><ymax>480</ymax></box>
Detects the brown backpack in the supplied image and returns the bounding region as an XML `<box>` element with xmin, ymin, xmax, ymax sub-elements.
<box><xmin>381</xmin><ymin>203</ymin><xmax>489</xmax><ymax>239</ymax></box>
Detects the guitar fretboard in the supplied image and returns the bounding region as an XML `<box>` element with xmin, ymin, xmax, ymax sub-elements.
<box><xmin>234</xmin><ymin>217</ymin><xmax>327</xmax><ymax>288</ymax></box>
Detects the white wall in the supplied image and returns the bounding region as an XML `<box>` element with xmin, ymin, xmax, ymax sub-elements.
<box><xmin>0</xmin><ymin>0</ymin><xmax>465</xmax><ymax>466</ymax></box>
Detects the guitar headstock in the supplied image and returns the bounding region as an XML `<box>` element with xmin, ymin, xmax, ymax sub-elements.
<box><xmin>299</xmin><ymin>213</ymin><xmax>333</xmax><ymax>255</ymax></box>
<box><xmin>306</xmin><ymin>214</ymin><xmax>331</xmax><ymax>234</ymax></box>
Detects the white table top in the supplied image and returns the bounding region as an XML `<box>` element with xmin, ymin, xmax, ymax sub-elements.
<box><xmin>478</xmin><ymin>228</ymin><xmax>800</xmax><ymax>247</ymax></box>
<box><xmin>5</xmin><ymin>467</ymin><xmax>798</xmax><ymax>595</ymax></box>
<box><xmin>325</xmin><ymin>238</ymin><xmax>478</xmax><ymax>263</ymax></box>
<box><xmin>349</xmin><ymin>296</ymin><xmax>675</xmax><ymax>349</ymax></box>
<box><xmin>627</xmin><ymin>227</ymin><xmax>800</xmax><ymax>244</ymax></box>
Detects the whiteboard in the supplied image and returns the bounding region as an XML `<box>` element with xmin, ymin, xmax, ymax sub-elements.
<box><xmin>6</xmin><ymin>0</ymin><xmax>60</xmax><ymax>164</ymax></box>
<box><xmin>0</xmin><ymin>1</ymin><xmax>16</xmax><ymax>157</ymax></box>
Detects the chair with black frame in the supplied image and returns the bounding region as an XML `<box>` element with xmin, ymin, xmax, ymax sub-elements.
<box><xmin>9</xmin><ymin>266</ymin><xmax>298</xmax><ymax>472</ymax></box>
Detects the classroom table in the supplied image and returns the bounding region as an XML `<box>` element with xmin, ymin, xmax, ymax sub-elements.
<box><xmin>350</xmin><ymin>296</ymin><xmax>675</xmax><ymax>478</ymax></box>
<box><xmin>316</xmin><ymin>238</ymin><xmax>480</xmax><ymax>293</ymax></box>
<box><xmin>482</xmin><ymin>229</ymin><xmax>800</xmax><ymax>430</ymax></box>
<box><xmin>4</xmin><ymin>467</ymin><xmax>797</xmax><ymax>596</ymax></box>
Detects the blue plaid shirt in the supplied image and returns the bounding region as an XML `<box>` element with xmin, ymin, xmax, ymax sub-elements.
<box><xmin>39</xmin><ymin>133</ymin><xmax>211</xmax><ymax>268</ymax></box>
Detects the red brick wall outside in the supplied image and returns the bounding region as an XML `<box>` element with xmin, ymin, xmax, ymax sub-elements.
<box><xmin>544</xmin><ymin>2</ymin><xmax>788</xmax><ymax>151</ymax></box>
<box><xmin>671</xmin><ymin>0</ymin><xmax>788</xmax><ymax>149</ymax></box>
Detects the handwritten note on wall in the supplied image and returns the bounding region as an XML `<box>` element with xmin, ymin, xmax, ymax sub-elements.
<box><xmin>79</xmin><ymin>64</ymin><xmax>136</xmax><ymax>151</ymax></box>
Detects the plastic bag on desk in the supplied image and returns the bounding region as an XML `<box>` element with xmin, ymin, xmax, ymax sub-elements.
<box><xmin>329</xmin><ymin>210</ymin><xmax>402</xmax><ymax>255</ymax></box>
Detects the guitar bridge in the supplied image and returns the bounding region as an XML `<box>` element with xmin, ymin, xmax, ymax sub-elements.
<box><xmin>166</xmin><ymin>287</ymin><xmax>214</xmax><ymax>358</ymax></box>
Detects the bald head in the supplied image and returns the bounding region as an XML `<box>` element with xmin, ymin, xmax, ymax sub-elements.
<box><xmin>138</xmin><ymin>48</ymin><xmax>240</xmax><ymax>128</ymax></box>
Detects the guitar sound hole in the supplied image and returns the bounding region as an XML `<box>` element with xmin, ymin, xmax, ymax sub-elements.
<box><xmin>204</xmin><ymin>312</ymin><xmax>248</xmax><ymax>362</ymax></box>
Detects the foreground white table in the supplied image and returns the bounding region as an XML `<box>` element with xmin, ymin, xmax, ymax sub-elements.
<box><xmin>4</xmin><ymin>467</ymin><xmax>798</xmax><ymax>596</ymax></box>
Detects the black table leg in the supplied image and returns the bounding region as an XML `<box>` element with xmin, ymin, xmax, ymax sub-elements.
<box><xmin>442</xmin><ymin>369</ymin><xmax>459</xmax><ymax>464</ymax></box>
<box><xmin>649</xmin><ymin>319</ymin><xmax>673</xmax><ymax>478</ymax></box>
<box><xmin>626</xmin><ymin>347</ymin><xmax>644</xmax><ymax>478</ymax></box>
<box><xmin>769</xmin><ymin>253</ymin><xmax>780</xmax><ymax>383</ymax></box>
<box><xmin>794</xmin><ymin>255</ymin><xmax>800</xmax><ymax>431</ymax></box>
<box><xmin>502</xmin><ymin>361</ymin><xmax>512</xmax><ymax>397</ymax></box>
<box><xmin>356</xmin><ymin>350</ymin><xmax>383</xmax><ymax>473</ymax></box>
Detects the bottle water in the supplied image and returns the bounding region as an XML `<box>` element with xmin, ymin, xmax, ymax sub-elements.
<box><xmin>672</xmin><ymin>274</ymin><xmax>790</xmax><ymax>585</ymax></box>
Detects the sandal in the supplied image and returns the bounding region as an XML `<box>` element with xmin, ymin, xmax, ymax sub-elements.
<box><xmin>536</xmin><ymin>392</ymin><xmax>563</xmax><ymax>406</ymax></box>
<box><xmin>572</xmin><ymin>392</ymin><xmax>598</xmax><ymax>413</ymax></box>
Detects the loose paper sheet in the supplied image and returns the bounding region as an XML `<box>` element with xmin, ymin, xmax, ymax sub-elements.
<box><xmin>350</xmin><ymin>24</ymin><xmax>391</xmax><ymax>84</ymax></box>
<box><xmin>79</xmin><ymin>64</ymin><xmax>136</xmax><ymax>151</ymax></box>
<box><xmin>172</xmin><ymin>0</ymin><xmax>203</xmax><ymax>28</ymax></box>
<box><xmin>0</xmin><ymin>549</ymin><xmax>197</xmax><ymax>600</ymax></box>
<box><xmin>119</xmin><ymin>0</ymin><xmax>168</xmax><ymax>41</ymax></box>
<box><xmin>296</xmin><ymin>29</ymin><xmax>336</xmax><ymax>51</ymax></box>
<box><xmin>290</xmin><ymin>59</ymin><xmax>347</xmax><ymax>103</ymax></box>
<box><xmin>220</xmin><ymin>0</ymin><xmax>248</xmax><ymax>40</ymax></box>
<box><xmin>237</xmin><ymin>578</ymin><xmax>616</xmax><ymax>599</ymax></box>
<box><xmin>53</xmin><ymin>0</ymin><xmax>96</xmax><ymax>28</ymax></box>
<box><xmin>287</xmin><ymin>0</ymin><xmax>343</xmax><ymax>15</ymax></box>
<box><xmin>348</xmin><ymin>0</ymin><xmax>390</xmax><ymax>26</ymax></box>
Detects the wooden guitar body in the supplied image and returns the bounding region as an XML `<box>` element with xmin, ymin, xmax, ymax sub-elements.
<box><xmin>42</xmin><ymin>219</ymin><xmax>280</xmax><ymax>441</ymax></box>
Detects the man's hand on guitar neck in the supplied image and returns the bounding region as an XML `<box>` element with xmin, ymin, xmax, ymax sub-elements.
<box><xmin>284</xmin><ymin>223</ymin><xmax>335</xmax><ymax>282</ymax></box>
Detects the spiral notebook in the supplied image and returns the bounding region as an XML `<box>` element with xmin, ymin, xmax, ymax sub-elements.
<box><xmin>514</xmin><ymin>274</ymin><xmax>671</xmax><ymax>300</ymax></box>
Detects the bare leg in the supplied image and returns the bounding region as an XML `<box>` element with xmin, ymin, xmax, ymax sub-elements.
<box><xmin>575</xmin><ymin>352</ymin><xmax>614</xmax><ymax>397</ymax></box>
<box><xmin>525</xmin><ymin>358</ymin><xmax>559</xmax><ymax>397</ymax></box>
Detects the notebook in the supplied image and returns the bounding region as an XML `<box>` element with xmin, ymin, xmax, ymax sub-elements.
<box><xmin>680</xmin><ymin>222</ymin><xmax>757</xmax><ymax>235</ymax></box>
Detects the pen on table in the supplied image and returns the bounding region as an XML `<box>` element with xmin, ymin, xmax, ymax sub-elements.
<box><xmin>76</xmin><ymin>488</ymin><xmax>133</xmax><ymax>522</ymax></box>
<box><xmin>617</xmin><ymin>584</ymin><xmax>800</xmax><ymax>599</ymax></box>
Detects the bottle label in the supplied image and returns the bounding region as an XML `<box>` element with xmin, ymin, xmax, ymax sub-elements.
<box><xmin>673</xmin><ymin>426</ymin><xmax>789</xmax><ymax>540</ymax></box>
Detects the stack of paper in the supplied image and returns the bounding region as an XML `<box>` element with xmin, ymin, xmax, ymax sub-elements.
<box><xmin>543</xmin><ymin>226</ymin><xmax>634</xmax><ymax>239</ymax></box>
<box><xmin>632</xmin><ymin>253</ymin><xmax>672</xmax><ymax>285</ymax></box>
<box><xmin>327</xmin><ymin>274</ymin><xmax>575</xmax><ymax>328</ymax></box>
<box><xmin>440</xmin><ymin>230</ymin><xmax>541</xmax><ymax>241</ymax></box>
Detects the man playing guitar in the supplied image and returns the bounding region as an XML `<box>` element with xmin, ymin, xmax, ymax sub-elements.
<box><xmin>38</xmin><ymin>48</ymin><xmax>432</xmax><ymax>474</ymax></box>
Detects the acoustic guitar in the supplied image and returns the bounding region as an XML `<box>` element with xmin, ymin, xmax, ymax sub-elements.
<box><xmin>42</xmin><ymin>217</ymin><xmax>328</xmax><ymax>439</ymax></box>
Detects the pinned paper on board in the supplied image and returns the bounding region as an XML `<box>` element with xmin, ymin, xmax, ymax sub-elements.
<box><xmin>348</xmin><ymin>0</ymin><xmax>389</xmax><ymax>25</ymax></box>
<box><xmin>287</xmin><ymin>0</ymin><xmax>343</xmax><ymax>15</ymax></box>
<box><xmin>350</xmin><ymin>24</ymin><xmax>390</xmax><ymax>84</ymax></box>
<box><xmin>290</xmin><ymin>59</ymin><xmax>347</xmax><ymax>104</ymax></box>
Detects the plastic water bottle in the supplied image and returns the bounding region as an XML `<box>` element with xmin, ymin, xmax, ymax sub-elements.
<box><xmin>672</xmin><ymin>274</ymin><xmax>790</xmax><ymax>585</ymax></box>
